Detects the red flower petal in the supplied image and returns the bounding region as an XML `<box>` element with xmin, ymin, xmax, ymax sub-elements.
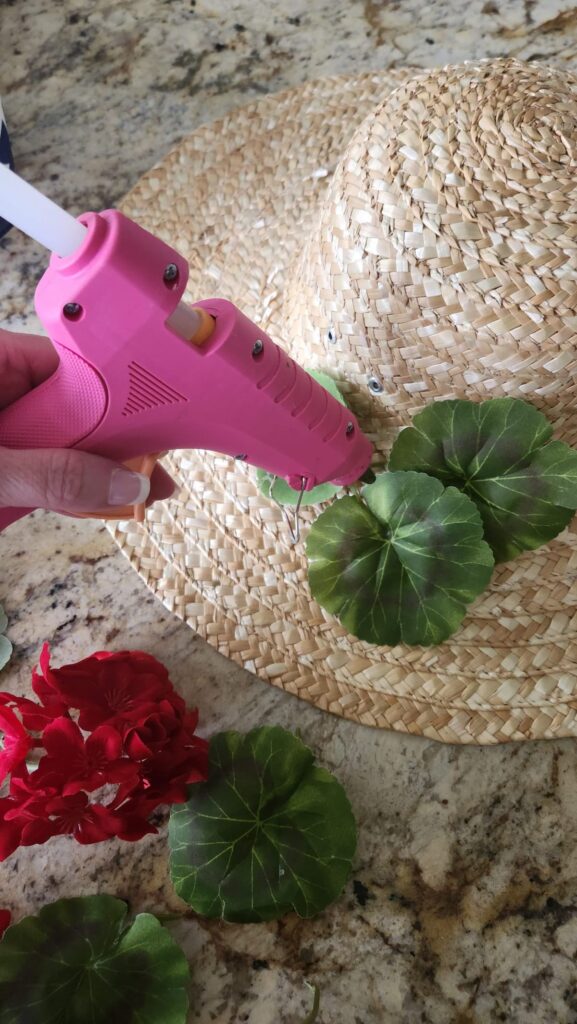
<box><xmin>11</xmin><ymin>757</ymin><xmax>63</xmax><ymax>797</ymax></box>
<box><xmin>110</xmin><ymin>792</ymin><xmax>160</xmax><ymax>841</ymax></box>
<box><xmin>124</xmin><ymin>732</ymin><xmax>153</xmax><ymax>760</ymax></box>
<box><xmin>38</xmin><ymin>642</ymin><xmax>52</xmax><ymax>679</ymax></box>
<box><xmin>4</xmin><ymin>793</ymin><xmax>55</xmax><ymax>820</ymax></box>
<box><xmin>0</xmin><ymin>794</ymin><xmax>26</xmax><ymax>860</ymax></box>
<box><xmin>31</xmin><ymin>644</ymin><xmax>70</xmax><ymax>719</ymax></box>
<box><xmin>74</xmin><ymin>804</ymin><xmax>123</xmax><ymax>845</ymax></box>
<box><xmin>0</xmin><ymin>798</ymin><xmax>24</xmax><ymax>861</ymax></box>
<box><xmin>5</xmin><ymin>696</ymin><xmax>59</xmax><ymax>732</ymax></box>
<box><xmin>8</xmin><ymin>765</ymin><xmax>58</xmax><ymax>803</ymax></box>
<box><xmin>184</xmin><ymin>708</ymin><xmax>200</xmax><ymax>732</ymax></box>
<box><xmin>116</xmin><ymin>818</ymin><xmax>158</xmax><ymax>842</ymax></box>
<box><xmin>20</xmin><ymin>817</ymin><xmax>58</xmax><ymax>846</ymax></box>
<box><xmin>86</xmin><ymin>723</ymin><xmax>123</xmax><ymax>762</ymax></box>
<box><xmin>42</xmin><ymin>716</ymin><xmax>84</xmax><ymax>760</ymax></box>
<box><xmin>62</xmin><ymin>760</ymin><xmax>140</xmax><ymax>797</ymax></box>
<box><xmin>0</xmin><ymin>828</ymin><xmax>22</xmax><ymax>860</ymax></box>
<box><xmin>0</xmin><ymin>705</ymin><xmax>32</xmax><ymax>785</ymax></box>
<box><xmin>17</xmin><ymin>792</ymin><xmax>122</xmax><ymax>846</ymax></box>
<box><xmin>186</xmin><ymin>759</ymin><xmax>209</xmax><ymax>784</ymax></box>
<box><xmin>107</xmin><ymin>773</ymin><xmax>144</xmax><ymax>809</ymax></box>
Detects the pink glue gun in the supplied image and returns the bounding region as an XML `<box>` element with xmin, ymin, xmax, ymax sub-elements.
<box><xmin>0</xmin><ymin>168</ymin><xmax>372</xmax><ymax>532</ymax></box>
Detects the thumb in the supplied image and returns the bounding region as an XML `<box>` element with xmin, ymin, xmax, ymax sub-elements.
<box><xmin>0</xmin><ymin>447</ymin><xmax>150</xmax><ymax>514</ymax></box>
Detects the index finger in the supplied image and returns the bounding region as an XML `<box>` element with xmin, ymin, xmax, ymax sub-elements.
<box><xmin>0</xmin><ymin>328</ymin><xmax>59</xmax><ymax>409</ymax></box>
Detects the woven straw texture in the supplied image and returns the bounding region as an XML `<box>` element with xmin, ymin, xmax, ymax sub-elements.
<box><xmin>110</xmin><ymin>59</ymin><xmax>577</xmax><ymax>745</ymax></box>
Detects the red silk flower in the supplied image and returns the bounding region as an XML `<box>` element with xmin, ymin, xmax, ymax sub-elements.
<box><xmin>0</xmin><ymin>646</ymin><xmax>208</xmax><ymax>861</ymax></box>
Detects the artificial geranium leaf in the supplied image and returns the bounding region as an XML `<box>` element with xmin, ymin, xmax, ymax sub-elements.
<box><xmin>306</xmin><ymin>471</ymin><xmax>494</xmax><ymax>646</ymax></box>
<box><xmin>0</xmin><ymin>607</ymin><xmax>12</xmax><ymax>672</ymax></box>
<box><xmin>256</xmin><ymin>469</ymin><xmax>341</xmax><ymax>507</ymax></box>
<box><xmin>389</xmin><ymin>398</ymin><xmax>577</xmax><ymax>562</ymax></box>
<box><xmin>304</xmin><ymin>370</ymin><xmax>347</xmax><ymax>407</ymax></box>
<box><xmin>169</xmin><ymin>726</ymin><xmax>356</xmax><ymax>923</ymax></box>
<box><xmin>256</xmin><ymin>370</ymin><xmax>347</xmax><ymax>506</ymax></box>
<box><xmin>0</xmin><ymin>895</ymin><xmax>189</xmax><ymax>1024</ymax></box>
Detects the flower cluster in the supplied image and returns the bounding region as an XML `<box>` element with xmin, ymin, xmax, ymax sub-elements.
<box><xmin>0</xmin><ymin>646</ymin><xmax>208</xmax><ymax>860</ymax></box>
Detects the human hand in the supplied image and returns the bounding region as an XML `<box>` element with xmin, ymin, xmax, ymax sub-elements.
<box><xmin>0</xmin><ymin>328</ymin><xmax>175</xmax><ymax>514</ymax></box>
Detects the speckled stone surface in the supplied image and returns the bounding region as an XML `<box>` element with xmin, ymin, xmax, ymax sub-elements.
<box><xmin>3</xmin><ymin>1</ymin><xmax>577</xmax><ymax>1021</ymax></box>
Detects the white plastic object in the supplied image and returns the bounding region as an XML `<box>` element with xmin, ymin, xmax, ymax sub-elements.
<box><xmin>165</xmin><ymin>302</ymin><xmax>201</xmax><ymax>340</ymax></box>
<box><xmin>0</xmin><ymin>164</ymin><xmax>87</xmax><ymax>257</ymax></box>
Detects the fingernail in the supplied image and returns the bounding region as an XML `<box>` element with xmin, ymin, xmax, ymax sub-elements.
<box><xmin>109</xmin><ymin>469</ymin><xmax>151</xmax><ymax>506</ymax></box>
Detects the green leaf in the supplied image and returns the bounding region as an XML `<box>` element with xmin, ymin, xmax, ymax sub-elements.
<box><xmin>306</xmin><ymin>471</ymin><xmax>494</xmax><ymax>646</ymax></box>
<box><xmin>0</xmin><ymin>639</ymin><xmax>11</xmax><ymax>673</ymax></box>
<box><xmin>256</xmin><ymin>469</ymin><xmax>341</xmax><ymax>507</ymax></box>
<box><xmin>256</xmin><ymin>370</ymin><xmax>347</xmax><ymax>506</ymax></box>
<box><xmin>0</xmin><ymin>607</ymin><xmax>11</xmax><ymax>671</ymax></box>
<box><xmin>169</xmin><ymin>726</ymin><xmax>356</xmax><ymax>923</ymax></box>
<box><xmin>389</xmin><ymin>397</ymin><xmax>577</xmax><ymax>562</ymax></box>
<box><xmin>0</xmin><ymin>895</ymin><xmax>189</xmax><ymax>1024</ymax></box>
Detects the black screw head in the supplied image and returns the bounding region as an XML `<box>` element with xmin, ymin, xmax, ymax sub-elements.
<box><xmin>252</xmin><ymin>339</ymin><xmax>264</xmax><ymax>357</ymax></box>
<box><xmin>163</xmin><ymin>263</ymin><xmax>179</xmax><ymax>285</ymax></box>
<box><xmin>346</xmin><ymin>421</ymin><xmax>354</xmax><ymax>436</ymax></box>
<box><xmin>360</xmin><ymin>468</ymin><xmax>376</xmax><ymax>485</ymax></box>
<box><xmin>63</xmin><ymin>302</ymin><xmax>82</xmax><ymax>320</ymax></box>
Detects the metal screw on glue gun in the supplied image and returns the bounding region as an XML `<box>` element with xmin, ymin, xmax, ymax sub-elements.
<box><xmin>163</xmin><ymin>263</ymin><xmax>179</xmax><ymax>286</ymax></box>
<box><xmin>63</xmin><ymin>302</ymin><xmax>82</xmax><ymax>320</ymax></box>
<box><xmin>360</xmin><ymin>468</ymin><xmax>376</xmax><ymax>485</ymax></box>
<box><xmin>368</xmin><ymin>376</ymin><xmax>384</xmax><ymax>394</ymax></box>
<box><xmin>346</xmin><ymin>422</ymin><xmax>354</xmax><ymax>436</ymax></box>
<box><xmin>252</xmin><ymin>340</ymin><xmax>264</xmax><ymax>357</ymax></box>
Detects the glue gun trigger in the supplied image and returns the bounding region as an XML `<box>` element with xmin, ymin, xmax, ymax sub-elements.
<box><xmin>72</xmin><ymin>451</ymin><xmax>170</xmax><ymax>524</ymax></box>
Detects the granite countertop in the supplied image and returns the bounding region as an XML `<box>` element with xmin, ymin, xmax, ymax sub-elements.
<box><xmin>2</xmin><ymin>1</ymin><xmax>577</xmax><ymax>1021</ymax></box>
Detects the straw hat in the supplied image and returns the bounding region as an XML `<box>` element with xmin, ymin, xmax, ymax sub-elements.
<box><xmin>110</xmin><ymin>58</ymin><xmax>577</xmax><ymax>744</ymax></box>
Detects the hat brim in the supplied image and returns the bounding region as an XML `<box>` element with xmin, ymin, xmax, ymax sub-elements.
<box><xmin>110</xmin><ymin>69</ymin><xmax>577</xmax><ymax>745</ymax></box>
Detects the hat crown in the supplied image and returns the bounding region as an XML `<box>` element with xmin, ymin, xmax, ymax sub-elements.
<box><xmin>283</xmin><ymin>59</ymin><xmax>577</xmax><ymax>451</ymax></box>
